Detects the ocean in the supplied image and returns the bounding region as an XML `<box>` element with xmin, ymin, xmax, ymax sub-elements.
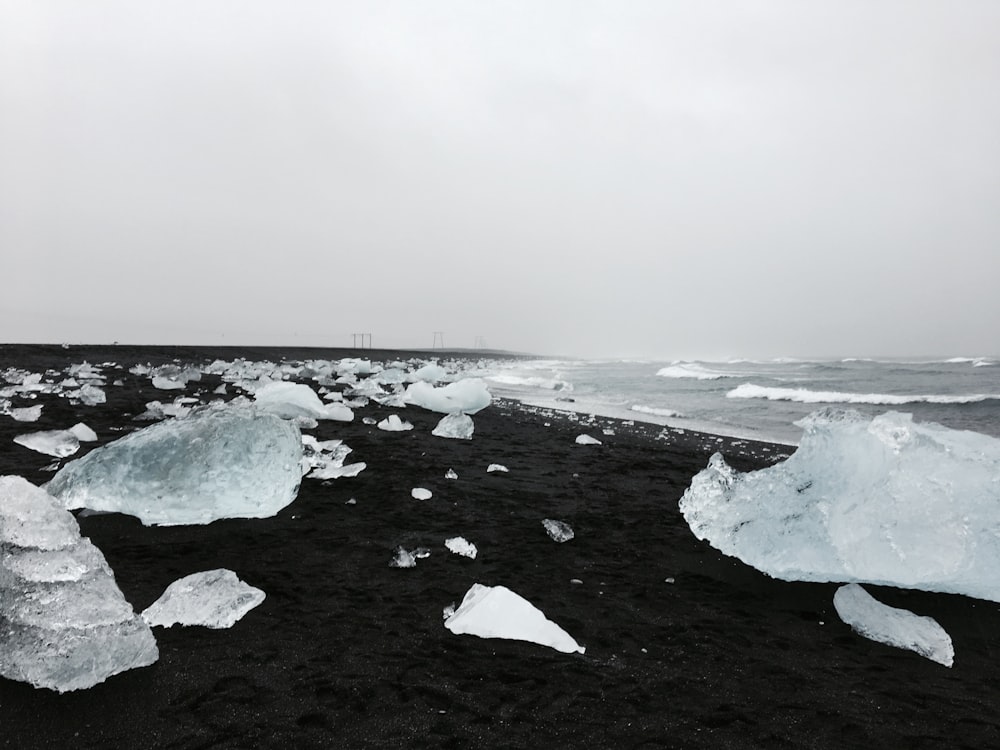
<box><xmin>475</xmin><ymin>356</ymin><xmax>1000</xmax><ymax>445</ymax></box>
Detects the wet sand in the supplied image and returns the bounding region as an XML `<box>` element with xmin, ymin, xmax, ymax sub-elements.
<box><xmin>1</xmin><ymin>344</ymin><xmax>998</xmax><ymax>749</ymax></box>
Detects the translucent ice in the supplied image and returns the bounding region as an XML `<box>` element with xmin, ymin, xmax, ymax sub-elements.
<box><xmin>69</xmin><ymin>423</ymin><xmax>98</xmax><ymax>442</ymax></box>
<box><xmin>445</xmin><ymin>468</ymin><xmax>459</xmax><ymax>480</ymax></box>
<box><xmin>377</xmin><ymin>414</ymin><xmax>413</xmax><ymax>431</ymax></box>
<box><xmin>833</xmin><ymin>584</ymin><xmax>954</xmax><ymax>667</ymax></box>
<box><xmin>253</xmin><ymin>381</ymin><xmax>353</xmax><ymax>421</ymax></box>
<box><xmin>389</xmin><ymin>546</ymin><xmax>417</xmax><ymax>568</ymax></box>
<box><xmin>14</xmin><ymin>429</ymin><xmax>80</xmax><ymax>458</ymax></box>
<box><xmin>142</xmin><ymin>569</ymin><xmax>265</xmax><ymax>629</ymax></box>
<box><xmin>575</xmin><ymin>434</ymin><xmax>602</xmax><ymax>445</ymax></box>
<box><xmin>0</xmin><ymin>476</ymin><xmax>158</xmax><ymax>692</ymax></box>
<box><xmin>542</xmin><ymin>519</ymin><xmax>575</xmax><ymax>543</ymax></box>
<box><xmin>679</xmin><ymin>410</ymin><xmax>1000</xmax><ymax>601</ymax></box>
<box><xmin>444</xmin><ymin>583</ymin><xmax>585</xmax><ymax>654</ymax></box>
<box><xmin>10</xmin><ymin>405</ymin><xmax>42</xmax><ymax>422</ymax></box>
<box><xmin>404</xmin><ymin>378</ymin><xmax>491</xmax><ymax>414</ymax></box>
<box><xmin>46</xmin><ymin>406</ymin><xmax>303</xmax><ymax>526</ymax></box>
<box><xmin>432</xmin><ymin>413</ymin><xmax>474</xmax><ymax>440</ymax></box>
<box><xmin>445</xmin><ymin>536</ymin><xmax>478</xmax><ymax>559</ymax></box>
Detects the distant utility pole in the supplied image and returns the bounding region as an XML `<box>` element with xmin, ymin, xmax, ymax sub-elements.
<box><xmin>474</xmin><ymin>336</ymin><xmax>487</xmax><ymax>349</ymax></box>
<box><xmin>432</xmin><ymin>331</ymin><xmax>444</xmax><ymax>349</ymax></box>
<box><xmin>351</xmin><ymin>333</ymin><xmax>372</xmax><ymax>349</ymax></box>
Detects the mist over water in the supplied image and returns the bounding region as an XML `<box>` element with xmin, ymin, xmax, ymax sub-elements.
<box><xmin>480</xmin><ymin>357</ymin><xmax>1000</xmax><ymax>445</ymax></box>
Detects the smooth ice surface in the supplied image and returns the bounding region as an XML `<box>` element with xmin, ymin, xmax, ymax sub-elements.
<box><xmin>445</xmin><ymin>536</ymin><xmax>478</xmax><ymax>559</ymax></box>
<box><xmin>575</xmin><ymin>434</ymin><xmax>602</xmax><ymax>445</ymax></box>
<box><xmin>14</xmin><ymin>429</ymin><xmax>80</xmax><ymax>458</ymax></box>
<box><xmin>542</xmin><ymin>519</ymin><xmax>575</xmax><ymax>543</ymax></box>
<box><xmin>253</xmin><ymin>381</ymin><xmax>354</xmax><ymax>421</ymax></box>
<box><xmin>46</xmin><ymin>406</ymin><xmax>303</xmax><ymax>526</ymax></box>
<box><xmin>411</xmin><ymin>488</ymin><xmax>432</xmax><ymax>500</ymax></box>
<box><xmin>432</xmin><ymin>413</ymin><xmax>474</xmax><ymax>440</ymax></box>
<box><xmin>404</xmin><ymin>378</ymin><xmax>491</xmax><ymax>414</ymax></box>
<box><xmin>377</xmin><ymin>414</ymin><xmax>413</xmax><ymax>431</ymax></box>
<box><xmin>142</xmin><ymin>569</ymin><xmax>265</xmax><ymax>629</ymax></box>
<box><xmin>487</xmin><ymin>464</ymin><xmax>508</xmax><ymax>473</ymax></box>
<box><xmin>444</xmin><ymin>583</ymin><xmax>585</xmax><ymax>654</ymax></box>
<box><xmin>0</xmin><ymin>476</ymin><xmax>158</xmax><ymax>692</ymax></box>
<box><xmin>69</xmin><ymin>423</ymin><xmax>98</xmax><ymax>442</ymax></box>
<box><xmin>680</xmin><ymin>409</ymin><xmax>1000</xmax><ymax>601</ymax></box>
<box><xmin>833</xmin><ymin>584</ymin><xmax>954</xmax><ymax>667</ymax></box>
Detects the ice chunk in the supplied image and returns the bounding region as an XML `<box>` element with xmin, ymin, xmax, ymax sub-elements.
<box><xmin>377</xmin><ymin>414</ymin><xmax>413</xmax><ymax>431</ymax></box>
<box><xmin>10</xmin><ymin>405</ymin><xmax>43</xmax><ymax>422</ymax></box>
<box><xmin>152</xmin><ymin>375</ymin><xmax>186</xmax><ymax>390</ymax></box>
<box><xmin>444</xmin><ymin>583</ymin><xmax>585</xmax><ymax>654</ymax></box>
<box><xmin>14</xmin><ymin>429</ymin><xmax>80</xmax><ymax>458</ymax></box>
<box><xmin>311</xmin><ymin>462</ymin><xmax>366</xmax><ymax>479</ymax></box>
<box><xmin>253</xmin><ymin>381</ymin><xmax>354</xmax><ymax>421</ymax></box>
<box><xmin>445</xmin><ymin>536</ymin><xmax>478</xmax><ymax>559</ymax></box>
<box><xmin>542</xmin><ymin>519</ymin><xmax>575</xmax><ymax>543</ymax></box>
<box><xmin>409</xmin><ymin>363</ymin><xmax>448</xmax><ymax>382</ymax></box>
<box><xmin>389</xmin><ymin>546</ymin><xmax>416</xmax><ymax>568</ymax></box>
<box><xmin>411</xmin><ymin>487</ymin><xmax>432</xmax><ymax>500</ymax></box>
<box><xmin>445</xmin><ymin>468</ymin><xmax>458</xmax><ymax>480</ymax></box>
<box><xmin>575</xmin><ymin>434</ymin><xmax>602</xmax><ymax>445</ymax></box>
<box><xmin>142</xmin><ymin>569</ymin><xmax>265</xmax><ymax>629</ymax></box>
<box><xmin>679</xmin><ymin>410</ymin><xmax>1000</xmax><ymax>601</ymax></box>
<box><xmin>76</xmin><ymin>384</ymin><xmax>106</xmax><ymax>406</ymax></box>
<box><xmin>833</xmin><ymin>584</ymin><xmax>954</xmax><ymax>667</ymax></box>
<box><xmin>0</xmin><ymin>476</ymin><xmax>157</xmax><ymax>692</ymax></box>
<box><xmin>68</xmin><ymin>423</ymin><xmax>98</xmax><ymax>442</ymax></box>
<box><xmin>487</xmin><ymin>464</ymin><xmax>508</xmax><ymax>473</ymax></box>
<box><xmin>404</xmin><ymin>378</ymin><xmax>491</xmax><ymax>414</ymax></box>
<box><xmin>46</xmin><ymin>406</ymin><xmax>303</xmax><ymax>526</ymax></box>
<box><xmin>432</xmin><ymin>413</ymin><xmax>474</xmax><ymax>440</ymax></box>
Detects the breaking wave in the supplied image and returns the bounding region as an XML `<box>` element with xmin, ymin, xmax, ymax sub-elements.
<box><xmin>485</xmin><ymin>374</ymin><xmax>573</xmax><ymax>392</ymax></box>
<box><xmin>631</xmin><ymin>404</ymin><xmax>684</xmax><ymax>418</ymax></box>
<box><xmin>655</xmin><ymin>363</ymin><xmax>737</xmax><ymax>380</ymax></box>
<box><xmin>727</xmin><ymin>383</ymin><xmax>1000</xmax><ymax>405</ymax></box>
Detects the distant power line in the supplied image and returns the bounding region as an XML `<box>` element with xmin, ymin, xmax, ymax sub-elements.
<box><xmin>351</xmin><ymin>333</ymin><xmax>372</xmax><ymax>349</ymax></box>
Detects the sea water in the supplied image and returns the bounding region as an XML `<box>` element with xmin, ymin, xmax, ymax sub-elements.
<box><xmin>478</xmin><ymin>357</ymin><xmax>1000</xmax><ymax>445</ymax></box>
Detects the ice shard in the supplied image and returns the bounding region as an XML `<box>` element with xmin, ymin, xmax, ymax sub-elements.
<box><xmin>142</xmin><ymin>569</ymin><xmax>265</xmax><ymax>629</ymax></box>
<box><xmin>46</xmin><ymin>406</ymin><xmax>303</xmax><ymax>526</ymax></box>
<box><xmin>432</xmin><ymin>413</ymin><xmax>474</xmax><ymax>440</ymax></box>
<box><xmin>13</xmin><ymin>429</ymin><xmax>80</xmax><ymax>458</ymax></box>
<box><xmin>0</xmin><ymin>476</ymin><xmax>158</xmax><ymax>692</ymax></box>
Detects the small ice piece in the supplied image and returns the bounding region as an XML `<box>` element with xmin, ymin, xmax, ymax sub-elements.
<box><xmin>542</xmin><ymin>519</ymin><xmax>575</xmax><ymax>543</ymax></box>
<box><xmin>46</xmin><ymin>406</ymin><xmax>303</xmax><ymax>526</ymax></box>
<box><xmin>377</xmin><ymin>414</ymin><xmax>413</xmax><ymax>432</ymax></box>
<box><xmin>833</xmin><ymin>583</ymin><xmax>954</xmax><ymax>667</ymax></box>
<box><xmin>445</xmin><ymin>536</ymin><xmax>478</xmax><ymax>559</ymax></box>
<box><xmin>444</xmin><ymin>583</ymin><xmax>585</xmax><ymax>654</ymax></box>
<box><xmin>487</xmin><ymin>464</ymin><xmax>508</xmax><ymax>473</ymax></box>
<box><xmin>312</xmin><ymin>462</ymin><xmax>367</xmax><ymax>479</ymax></box>
<box><xmin>141</xmin><ymin>569</ymin><xmax>265</xmax><ymax>629</ymax></box>
<box><xmin>404</xmin><ymin>378</ymin><xmax>491</xmax><ymax>414</ymax></box>
<box><xmin>445</xmin><ymin>468</ymin><xmax>458</xmax><ymax>480</ymax></box>
<box><xmin>213</xmin><ymin>384</ymin><xmax>227</xmax><ymax>395</ymax></box>
<box><xmin>411</xmin><ymin>487</ymin><xmax>432</xmax><ymax>500</ymax></box>
<box><xmin>152</xmin><ymin>375</ymin><xmax>186</xmax><ymax>390</ymax></box>
<box><xmin>432</xmin><ymin>413</ymin><xmax>474</xmax><ymax>440</ymax></box>
<box><xmin>10</xmin><ymin>405</ymin><xmax>43</xmax><ymax>422</ymax></box>
<box><xmin>14</xmin><ymin>429</ymin><xmax>80</xmax><ymax>458</ymax></box>
<box><xmin>362</xmin><ymin>416</ymin><xmax>377</xmax><ymax>425</ymax></box>
<box><xmin>389</xmin><ymin>546</ymin><xmax>416</xmax><ymax>568</ymax></box>
<box><xmin>68</xmin><ymin>423</ymin><xmax>98</xmax><ymax>442</ymax></box>
<box><xmin>575</xmin><ymin>434</ymin><xmax>602</xmax><ymax>445</ymax></box>
<box><xmin>76</xmin><ymin>384</ymin><xmax>106</xmax><ymax>406</ymax></box>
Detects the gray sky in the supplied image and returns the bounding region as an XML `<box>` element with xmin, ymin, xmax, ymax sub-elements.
<box><xmin>2</xmin><ymin>1</ymin><xmax>998</xmax><ymax>360</ymax></box>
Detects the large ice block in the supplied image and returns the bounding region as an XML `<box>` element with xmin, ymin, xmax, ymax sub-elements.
<box><xmin>46</xmin><ymin>406</ymin><xmax>303</xmax><ymax>526</ymax></box>
<box><xmin>404</xmin><ymin>379</ymin><xmax>491</xmax><ymax>414</ymax></box>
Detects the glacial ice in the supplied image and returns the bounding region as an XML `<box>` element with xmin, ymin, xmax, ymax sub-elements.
<box><xmin>14</xmin><ymin>429</ymin><xmax>80</xmax><ymax>458</ymax></box>
<box><xmin>833</xmin><ymin>584</ymin><xmax>954</xmax><ymax>667</ymax></box>
<box><xmin>389</xmin><ymin>546</ymin><xmax>417</xmax><ymax>568</ymax></box>
<box><xmin>575</xmin><ymin>434</ymin><xmax>602</xmax><ymax>445</ymax></box>
<box><xmin>69</xmin><ymin>423</ymin><xmax>98</xmax><ymax>442</ymax></box>
<box><xmin>311</xmin><ymin>462</ymin><xmax>366</xmax><ymax>479</ymax></box>
<box><xmin>409</xmin><ymin>362</ymin><xmax>447</xmax><ymax>382</ymax></box>
<box><xmin>679</xmin><ymin>409</ymin><xmax>1000</xmax><ymax>601</ymax></box>
<box><xmin>10</xmin><ymin>405</ymin><xmax>43</xmax><ymax>422</ymax></box>
<box><xmin>542</xmin><ymin>519</ymin><xmax>575</xmax><ymax>543</ymax></box>
<box><xmin>445</xmin><ymin>536</ymin><xmax>478</xmax><ymax>559</ymax></box>
<box><xmin>253</xmin><ymin>381</ymin><xmax>353</xmax><ymax>421</ymax></box>
<box><xmin>444</xmin><ymin>583</ymin><xmax>585</xmax><ymax>654</ymax></box>
<box><xmin>411</xmin><ymin>488</ymin><xmax>433</xmax><ymax>500</ymax></box>
<box><xmin>404</xmin><ymin>378</ymin><xmax>491</xmax><ymax>414</ymax></box>
<box><xmin>142</xmin><ymin>569</ymin><xmax>265</xmax><ymax>629</ymax></box>
<box><xmin>432</xmin><ymin>413</ymin><xmax>474</xmax><ymax>440</ymax></box>
<box><xmin>487</xmin><ymin>464</ymin><xmax>509</xmax><ymax>473</ymax></box>
<box><xmin>46</xmin><ymin>406</ymin><xmax>303</xmax><ymax>526</ymax></box>
<box><xmin>0</xmin><ymin>476</ymin><xmax>158</xmax><ymax>692</ymax></box>
<box><xmin>445</xmin><ymin>468</ymin><xmax>459</xmax><ymax>480</ymax></box>
<box><xmin>377</xmin><ymin>414</ymin><xmax>413</xmax><ymax>431</ymax></box>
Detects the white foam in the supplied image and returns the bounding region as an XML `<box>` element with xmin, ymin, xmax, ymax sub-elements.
<box><xmin>727</xmin><ymin>383</ymin><xmax>1000</xmax><ymax>405</ymax></box>
<box><xmin>631</xmin><ymin>404</ymin><xmax>683</xmax><ymax>418</ymax></box>
<box><xmin>656</xmin><ymin>363</ymin><xmax>735</xmax><ymax>380</ymax></box>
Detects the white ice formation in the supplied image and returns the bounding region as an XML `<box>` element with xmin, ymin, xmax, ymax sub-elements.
<box><xmin>0</xmin><ymin>476</ymin><xmax>158</xmax><ymax>692</ymax></box>
<box><xmin>69</xmin><ymin>423</ymin><xmax>98</xmax><ymax>442</ymax></box>
<box><xmin>377</xmin><ymin>414</ymin><xmax>413</xmax><ymax>432</ymax></box>
<box><xmin>404</xmin><ymin>378</ymin><xmax>491</xmax><ymax>414</ymax></box>
<box><xmin>14</xmin><ymin>429</ymin><xmax>80</xmax><ymax>458</ymax></box>
<box><xmin>444</xmin><ymin>583</ymin><xmax>585</xmax><ymax>654</ymax></box>
<box><xmin>432</xmin><ymin>413</ymin><xmax>474</xmax><ymax>440</ymax></box>
<box><xmin>575</xmin><ymin>434</ymin><xmax>602</xmax><ymax>445</ymax></box>
<box><xmin>445</xmin><ymin>536</ymin><xmax>478</xmax><ymax>559</ymax></box>
<box><xmin>679</xmin><ymin>409</ymin><xmax>1000</xmax><ymax>601</ymax></box>
<box><xmin>253</xmin><ymin>381</ymin><xmax>353</xmax><ymax>421</ymax></box>
<box><xmin>411</xmin><ymin>488</ymin><xmax>432</xmax><ymax>500</ymax></box>
<box><xmin>487</xmin><ymin>464</ymin><xmax>509</xmax><ymax>473</ymax></box>
<box><xmin>445</xmin><ymin>468</ymin><xmax>458</xmax><ymax>480</ymax></box>
<box><xmin>542</xmin><ymin>519</ymin><xmax>575</xmax><ymax>543</ymax></box>
<box><xmin>142</xmin><ymin>569</ymin><xmax>265</xmax><ymax>629</ymax></box>
<box><xmin>10</xmin><ymin>405</ymin><xmax>42</xmax><ymax>422</ymax></box>
<box><xmin>46</xmin><ymin>406</ymin><xmax>303</xmax><ymax>526</ymax></box>
<box><xmin>833</xmin><ymin>584</ymin><xmax>954</xmax><ymax>667</ymax></box>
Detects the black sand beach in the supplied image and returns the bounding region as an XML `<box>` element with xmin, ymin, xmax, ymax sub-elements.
<box><xmin>1</xmin><ymin>344</ymin><xmax>999</xmax><ymax>749</ymax></box>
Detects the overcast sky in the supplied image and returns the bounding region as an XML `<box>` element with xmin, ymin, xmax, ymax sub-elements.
<box><xmin>2</xmin><ymin>1</ymin><xmax>998</xmax><ymax>360</ymax></box>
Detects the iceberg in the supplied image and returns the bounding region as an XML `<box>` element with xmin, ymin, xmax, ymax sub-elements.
<box><xmin>142</xmin><ymin>569</ymin><xmax>265</xmax><ymax>629</ymax></box>
<box><xmin>0</xmin><ymin>476</ymin><xmax>158</xmax><ymax>692</ymax></box>
<box><xmin>432</xmin><ymin>413</ymin><xmax>474</xmax><ymax>440</ymax></box>
<box><xmin>679</xmin><ymin>409</ymin><xmax>1000</xmax><ymax>601</ymax></box>
<box><xmin>46</xmin><ymin>406</ymin><xmax>303</xmax><ymax>526</ymax></box>
<box><xmin>542</xmin><ymin>519</ymin><xmax>575</xmax><ymax>543</ymax></box>
<box><xmin>444</xmin><ymin>583</ymin><xmax>585</xmax><ymax>654</ymax></box>
<box><xmin>13</xmin><ymin>429</ymin><xmax>80</xmax><ymax>458</ymax></box>
<box><xmin>404</xmin><ymin>378</ymin><xmax>491</xmax><ymax>414</ymax></box>
<box><xmin>833</xmin><ymin>584</ymin><xmax>954</xmax><ymax>667</ymax></box>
